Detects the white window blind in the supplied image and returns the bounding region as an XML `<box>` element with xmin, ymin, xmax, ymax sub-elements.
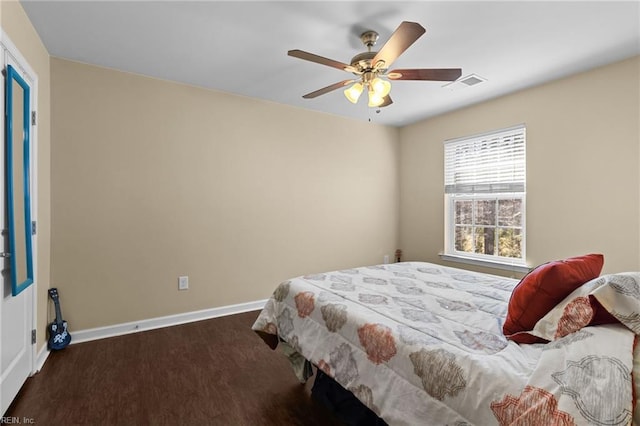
<box><xmin>444</xmin><ymin>125</ymin><xmax>526</xmax><ymax>194</ymax></box>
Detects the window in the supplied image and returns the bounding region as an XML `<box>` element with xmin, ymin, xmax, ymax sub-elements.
<box><xmin>443</xmin><ymin>125</ymin><xmax>526</xmax><ymax>268</ymax></box>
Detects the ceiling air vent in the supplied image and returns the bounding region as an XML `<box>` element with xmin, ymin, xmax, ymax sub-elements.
<box><xmin>442</xmin><ymin>73</ymin><xmax>487</xmax><ymax>90</ymax></box>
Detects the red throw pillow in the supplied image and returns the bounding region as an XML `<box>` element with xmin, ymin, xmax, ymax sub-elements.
<box><xmin>503</xmin><ymin>253</ymin><xmax>604</xmax><ymax>343</ymax></box>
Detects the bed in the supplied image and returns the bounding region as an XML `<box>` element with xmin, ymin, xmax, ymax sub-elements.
<box><xmin>252</xmin><ymin>259</ymin><xmax>639</xmax><ymax>425</ymax></box>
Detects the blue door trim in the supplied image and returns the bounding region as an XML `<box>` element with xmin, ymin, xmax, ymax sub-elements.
<box><xmin>6</xmin><ymin>64</ymin><xmax>34</xmax><ymax>296</ymax></box>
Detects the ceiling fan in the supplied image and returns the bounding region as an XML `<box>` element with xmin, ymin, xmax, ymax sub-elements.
<box><xmin>288</xmin><ymin>21</ymin><xmax>462</xmax><ymax>108</ymax></box>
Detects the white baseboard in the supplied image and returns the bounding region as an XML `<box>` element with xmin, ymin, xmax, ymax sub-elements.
<box><xmin>70</xmin><ymin>299</ymin><xmax>268</xmax><ymax>345</ymax></box>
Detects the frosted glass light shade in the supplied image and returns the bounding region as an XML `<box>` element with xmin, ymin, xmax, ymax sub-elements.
<box><xmin>371</xmin><ymin>77</ymin><xmax>391</xmax><ymax>97</ymax></box>
<box><xmin>344</xmin><ymin>82</ymin><xmax>364</xmax><ymax>103</ymax></box>
<box><xmin>368</xmin><ymin>90</ymin><xmax>384</xmax><ymax>107</ymax></box>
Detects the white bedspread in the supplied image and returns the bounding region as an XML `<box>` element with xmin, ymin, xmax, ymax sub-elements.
<box><xmin>252</xmin><ymin>262</ymin><xmax>635</xmax><ymax>425</ymax></box>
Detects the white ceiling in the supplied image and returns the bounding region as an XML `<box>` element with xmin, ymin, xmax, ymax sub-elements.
<box><xmin>20</xmin><ymin>1</ymin><xmax>640</xmax><ymax>127</ymax></box>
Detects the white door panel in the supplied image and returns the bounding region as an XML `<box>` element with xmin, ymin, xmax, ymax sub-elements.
<box><xmin>1</xmin><ymin>286</ymin><xmax>31</xmax><ymax>413</ymax></box>
<box><xmin>1</xmin><ymin>33</ymin><xmax>37</xmax><ymax>416</ymax></box>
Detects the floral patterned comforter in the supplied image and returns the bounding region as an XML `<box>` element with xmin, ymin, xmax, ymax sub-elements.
<box><xmin>252</xmin><ymin>262</ymin><xmax>636</xmax><ymax>425</ymax></box>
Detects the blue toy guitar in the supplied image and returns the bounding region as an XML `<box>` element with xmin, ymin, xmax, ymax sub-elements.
<box><xmin>47</xmin><ymin>288</ymin><xmax>71</xmax><ymax>350</ymax></box>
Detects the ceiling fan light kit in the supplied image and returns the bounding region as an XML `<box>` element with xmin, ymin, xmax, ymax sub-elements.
<box><xmin>288</xmin><ymin>21</ymin><xmax>462</xmax><ymax>108</ymax></box>
<box><xmin>344</xmin><ymin>71</ymin><xmax>391</xmax><ymax>106</ymax></box>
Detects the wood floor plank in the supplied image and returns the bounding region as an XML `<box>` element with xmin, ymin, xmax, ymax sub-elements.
<box><xmin>5</xmin><ymin>311</ymin><xmax>343</xmax><ymax>425</ymax></box>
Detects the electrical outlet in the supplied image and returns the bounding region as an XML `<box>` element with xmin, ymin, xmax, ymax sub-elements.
<box><xmin>178</xmin><ymin>276</ymin><xmax>189</xmax><ymax>290</ymax></box>
<box><xmin>383</xmin><ymin>255</ymin><xmax>390</xmax><ymax>264</ymax></box>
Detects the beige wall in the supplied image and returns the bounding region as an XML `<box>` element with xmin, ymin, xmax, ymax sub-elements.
<box><xmin>399</xmin><ymin>56</ymin><xmax>640</xmax><ymax>276</ymax></box>
<box><xmin>51</xmin><ymin>58</ymin><xmax>400</xmax><ymax>330</ymax></box>
<box><xmin>2</xmin><ymin>0</ymin><xmax>51</xmax><ymax>354</ymax></box>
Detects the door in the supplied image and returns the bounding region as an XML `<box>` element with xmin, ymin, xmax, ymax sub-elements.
<box><xmin>0</xmin><ymin>39</ymin><xmax>36</xmax><ymax>416</ymax></box>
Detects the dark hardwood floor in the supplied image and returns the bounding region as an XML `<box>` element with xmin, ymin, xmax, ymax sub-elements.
<box><xmin>5</xmin><ymin>311</ymin><xmax>343</xmax><ymax>425</ymax></box>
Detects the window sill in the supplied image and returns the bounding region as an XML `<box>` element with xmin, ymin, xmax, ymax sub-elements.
<box><xmin>439</xmin><ymin>253</ymin><xmax>531</xmax><ymax>274</ymax></box>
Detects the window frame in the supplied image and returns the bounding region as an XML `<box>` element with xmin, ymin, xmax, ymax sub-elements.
<box><xmin>442</xmin><ymin>125</ymin><xmax>528</xmax><ymax>272</ymax></box>
<box><xmin>444</xmin><ymin>193</ymin><xmax>527</xmax><ymax>269</ymax></box>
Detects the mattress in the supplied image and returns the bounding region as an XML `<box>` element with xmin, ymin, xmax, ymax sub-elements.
<box><xmin>253</xmin><ymin>261</ymin><xmax>637</xmax><ymax>425</ymax></box>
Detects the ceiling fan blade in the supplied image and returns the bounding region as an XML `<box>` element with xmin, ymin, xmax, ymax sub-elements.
<box><xmin>371</xmin><ymin>21</ymin><xmax>426</xmax><ymax>70</ymax></box>
<box><xmin>380</xmin><ymin>95</ymin><xmax>393</xmax><ymax>107</ymax></box>
<box><xmin>302</xmin><ymin>80</ymin><xmax>354</xmax><ymax>99</ymax></box>
<box><xmin>288</xmin><ymin>50</ymin><xmax>358</xmax><ymax>73</ymax></box>
<box><xmin>387</xmin><ymin>68</ymin><xmax>462</xmax><ymax>81</ymax></box>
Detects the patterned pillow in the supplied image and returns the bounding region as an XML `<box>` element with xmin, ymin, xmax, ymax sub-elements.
<box><xmin>529</xmin><ymin>273</ymin><xmax>639</xmax><ymax>341</ymax></box>
<box><xmin>503</xmin><ymin>254</ymin><xmax>604</xmax><ymax>343</ymax></box>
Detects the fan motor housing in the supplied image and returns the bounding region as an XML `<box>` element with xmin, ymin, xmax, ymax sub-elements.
<box><xmin>350</xmin><ymin>51</ymin><xmax>376</xmax><ymax>72</ymax></box>
<box><xmin>350</xmin><ymin>30</ymin><xmax>386</xmax><ymax>73</ymax></box>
